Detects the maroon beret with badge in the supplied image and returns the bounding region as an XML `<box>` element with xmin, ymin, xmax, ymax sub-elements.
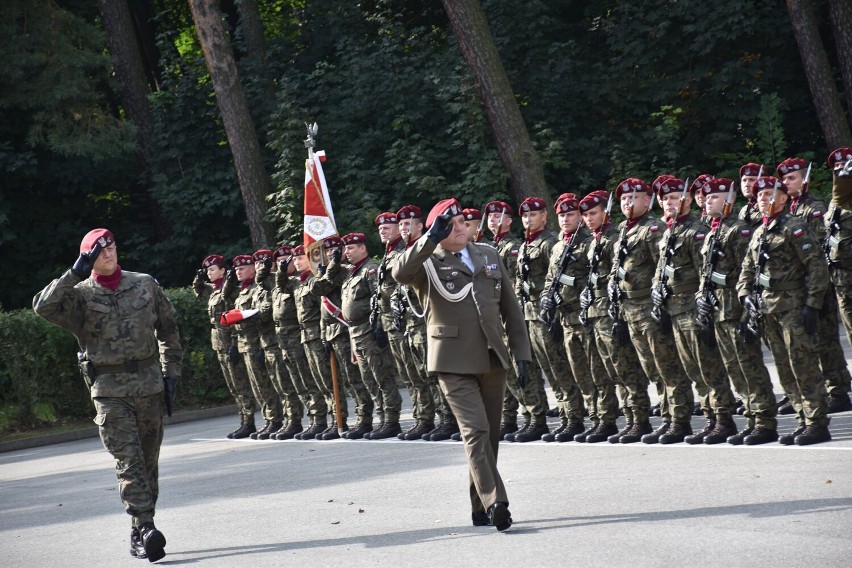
<box><xmin>79</xmin><ymin>228</ymin><xmax>115</xmax><ymax>253</ymax></box>
<box><xmin>232</xmin><ymin>254</ymin><xmax>254</xmax><ymax>267</ymax></box>
<box><xmin>397</xmin><ymin>205</ymin><xmax>422</xmax><ymax>220</ymax></box>
<box><xmin>579</xmin><ymin>190</ymin><xmax>609</xmax><ymax>212</ymax></box>
<box><xmin>272</xmin><ymin>245</ymin><xmax>293</xmax><ymax>260</ymax></box>
<box><xmin>652</xmin><ymin>175</ymin><xmax>675</xmax><ymax>195</ymax></box>
<box><xmin>554</xmin><ymin>193</ymin><xmax>579</xmax><ymax>213</ymax></box>
<box><xmin>615</xmin><ymin>178</ymin><xmax>651</xmax><ymax>198</ymax></box>
<box><xmin>323</xmin><ymin>236</ymin><xmax>343</xmax><ymax>249</ymax></box>
<box><xmin>374</xmin><ymin>212</ymin><xmax>399</xmax><ymax>226</ymax></box>
<box><xmin>776</xmin><ymin>158</ymin><xmax>807</xmax><ymax>176</ymax></box>
<box><xmin>425</xmin><ymin>198</ymin><xmax>463</xmax><ymax>228</ymax></box>
<box><xmin>342</xmin><ymin>233</ymin><xmax>367</xmax><ymax>245</ymax></box>
<box><xmin>754</xmin><ymin>176</ymin><xmax>788</xmax><ymax>194</ymax></box>
<box><xmin>462</xmin><ymin>208</ymin><xmax>482</xmax><ymax>221</ymax></box>
<box><xmin>702</xmin><ymin>178</ymin><xmax>735</xmax><ymax>196</ymax></box>
<box><xmin>690</xmin><ymin>174</ymin><xmax>714</xmax><ymax>195</ymax></box>
<box><xmin>519</xmin><ymin>197</ymin><xmax>547</xmax><ymax>212</ymax></box>
<box><xmin>484</xmin><ymin>201</ymin><xmax>514</xmax><ymax>216</ymax></box>
<box><xmin>828</xmin><ymin>147</ymin><xmax>852</xmax><ymax>169</ymax></box>
<box><xmin>252</xmin><ymin>249</ymin><xmax>273</xmax><ymax>263</ymax></box>
<box><xmin>201</xmin><ymin>254</ymin><xmax>226</xmax><ymax>268</ymax></box>
<box><xmin>292</xmin><ymin>245</ymin><xmax>306</xmax><ymax>257</ymax></box>
<box><xmin>739</xmin><ymin>162</ymin><xmax>765</xmax><ymax>178</ymax></box>
<box><xmin>657</xmin><ymin>178</ymin><xmax>688</xmax><ymax>197</ymax></box>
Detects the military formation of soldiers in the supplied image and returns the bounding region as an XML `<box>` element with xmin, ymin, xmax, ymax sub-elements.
<box><xmin>194</xmin><ymin>147</ymin><xmax>852</xmax><ymax>447</ymax></box>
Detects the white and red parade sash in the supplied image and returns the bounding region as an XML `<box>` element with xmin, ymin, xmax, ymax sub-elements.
<box><xmin>321</xmin><ymin>296</ymin><xmax>349</xmax><ymax>327</ymax></box>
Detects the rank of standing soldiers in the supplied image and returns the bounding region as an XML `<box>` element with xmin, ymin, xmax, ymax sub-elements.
<box><xmin>193</xmin><ymin>148</ymin><xmax>852</xmax><ymax>447</ymax></box>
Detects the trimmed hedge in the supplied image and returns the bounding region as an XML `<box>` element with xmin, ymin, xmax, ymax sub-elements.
<box><xmin>0</xmin><ymin>287</ymin><xmax>229</xmax><ymax>434</ymax></box>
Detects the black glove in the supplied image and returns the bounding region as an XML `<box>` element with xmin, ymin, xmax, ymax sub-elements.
<box><xmin>800</xmin><ymin>305</ymin><xmax>818</xmax><ymax>335</ymax></box>
<box><xmin>742</xmin><ymin>295</ymin><xmax>759</xmax><ymax>317</ymax></box>
<box><xmin>71</xmin><ymin>243</ymin><xmax>102</xmax><ymax>278</ymax></box>
<box><xmin>607</xmin><ymin>279</ymin><xmax>620</xmax><ymax>305</ymax></box>
<box><xmin>263</xmin><ymin>257</ymin><xmax>272</xmax><ymax>271</ymax></box>
<box><xmin>373</xmin><ymin>325</ymin><xmax>389</xmax><ymax>348</ymax></box>
<box><xmin>651</xmin><ymin>283</ymin><xmax>668</xmax><ymax>307</ymax></box>
<box><xmin>226</xmin><ymin>269</ymin><xmax>238</xmax><ymax>286</ymax></box>
<box><xmin>579</xmin><ymin>288</ymin><xmax>593</xmax><ymax>312</ymax></box>
<box><xmin>696</xmin><ymin>296</ymin><xmax>714</xmax><ymax>320</ymax></box>
<box><xmin>736</xmin><ymin>314</ymin><xmax>756</xmax><ymax>344</ymax></box>
<box><xmin>322</xmin><ymin>339</ymin><xmax>332</xmax><ymax>354</ymax></box>
<box><xmin>539</xmin><ymin>295</ymin><xmax>556</xmax><ymax>314</ymax></box>
<box><xmin>613</xmin><ymin>319</ymin><xmax>630</xmax><ymax>347</ymax></box>
<box><xmin>228</xmin><ymin>345</ymin><xmax>240</xmax><ymax>364</ymax></box>
<box><xmin>391</xmin><ymin>297</ymin><xmax>405</xmax><ymax>320</ymax></box>
<box><xmin>516</xmin><ymin>360</ymin><xmax>530</xmax><ymax>390</ymax></box>
<box><xmin>426</xmin><ymin>213</ymin><xmax>453</xmax><ymax>244</ymax></box>
<box><xmin>317</xmin><ymin>263</ymin><xmax>326</xmax><ymax>276</ymax></box>
<box><xmin>163</xmin><ymin>375</ymin><xmax>178</xmax><ymax>417</ymax></box>
<box><xmin>331</xmin><ymin>247</ymin><xmax>342</xmax><ymax>264</ymax></box>
<box><xmin>196</xmin><ymin>268</ymin><xmax>208</xmax><ymax>282</ymax></box>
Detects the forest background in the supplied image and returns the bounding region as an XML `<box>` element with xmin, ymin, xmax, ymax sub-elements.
<box><xmin>1</xmin><ymin>0</ymin><xmax>851</xmax><ymax>433</ymax></box>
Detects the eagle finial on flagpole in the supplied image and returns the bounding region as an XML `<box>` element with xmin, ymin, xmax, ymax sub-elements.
<box><xmin>304</xmin><ymin>122</ymin><xmax>318</xmax><ymax>153</ymax></box>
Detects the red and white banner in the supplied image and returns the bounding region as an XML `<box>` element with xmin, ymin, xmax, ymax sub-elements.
<box><xmin>304</xmin><ymin>150</ymin><xmax>338</xmax><ymax>257</ymax></box>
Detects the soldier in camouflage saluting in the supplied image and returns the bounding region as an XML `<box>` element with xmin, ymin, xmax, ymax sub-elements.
<box><xmin>736</xmin><ymin>176</ymin><xmax>832</xmax><ymax>445</ymax></box>
<box><xmin>193</xmin><ymin>254</ymin><xmax>256</xmax><ymax>439</ymax></box>
<box><xmin>34</xmin><ymin>228</ymin><xmax>181</xmax><ymax>562</ymax></box>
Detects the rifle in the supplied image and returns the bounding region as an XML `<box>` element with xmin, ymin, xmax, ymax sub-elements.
<box><xmin>390</xmin><ymin>284</ymin><xmax>408</xmax><ymax>332</ymax></box>
<box><xmin>492</xmin><ymin>207</ymin><xmax>507</xmax><ymax>245</ymax></box>
<box><xmin>473</xmin><ymin>205</ymin><xmax>488</xmax><ymax>243</ymax></box>
<box><xmin>609</xmin><ymin>187</ymin><xmax>637</xmax><ymax>346</ymax></box>
<box><xmin>744</xmin><ymin>187</ymin><xmax>778</xmax><ymax>336</ymax></box>
<box><xmin>791</xmin><ymin>162</ymin><xmax>812</xmax><ymax>215</ymax></box>
<box><xmin>369</xmin><ymin>247</ymin><xmax>391</xmax><ymax>344</ymax></box>
<box><xmin>825</xmin><ymin>204</ymin><xmax>841</xmax><ymax>268</ymax></box>
<box><xmin>697</xmin><ymin>181</ymin><xmax>736</xmax><ymax>345</ymax></box>
<box><xmin>519</xmin><ymin>225</ymin><xmax>532</xmax><ymax>306</ymax></box>
<box><xmin>538</xmin><ymin>225</ymin><xmax>582</xmax><ymax>342</ymax></box>
<box><xmin>579</xmin><ymin>192</ymin><xmax>614</xmax><ymax>331</ymax></box>
<box><xmin>651</xmin><ymin>178</ymin><xmax>689</xmax><ymax>335</ymax></box>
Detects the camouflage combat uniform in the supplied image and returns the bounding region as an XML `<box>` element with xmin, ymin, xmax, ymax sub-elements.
<box><xmin>826</xmin><ymin>173</ymin><xmax>852</xmax><ymax>350</ymax></box>
<box><xmin>33</xmin><ymin>269</ymin><xmax>182</xmax><ymax>528</ymax></box>
<box><xmin>738</xmin><ymin>201</ymin><xmax>763</xmax><ymax>229</ymax></box>
<box><xmin>193</xmin><ymin>275</ymin><xmax>256</xmax><ymax>428</ymax></box>
<box><xmin>736</xmin><ymin>212</ymin><xmax>831</xmax><ymax>428</ymax></box>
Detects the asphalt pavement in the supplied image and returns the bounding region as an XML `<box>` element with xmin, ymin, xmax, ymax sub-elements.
<box><xmin>2</xmin><ymin>343</ymin><xmax>852</xmax><ymax>567</ymax></box>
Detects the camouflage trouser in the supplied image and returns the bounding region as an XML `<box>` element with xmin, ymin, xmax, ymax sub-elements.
<box><xmin>351</xmin><ymin>332</ymin><xmax>402</xmax><ymax>422</ymax></box>
<box><xmin>502</xmin><ymin>340</ymin><xmax>545</xmax><ymax>425</ymax></box>
<box><xmin>818</xmin><ymin>288</ymin><xmax>851</xmax><ymax>396</ymax></box>
<box><xmin>278</xmin><ymin>326</ymin><xmax>326</xmax><ymax>423</ymax></box>
<box><xmin>583</xmin><ymin>324</ymin><xmax>618</xmax><ymax>424</ymax></box>
<box><xmin>529</xmin><ymin>320</ymin><xmax>581</xmax><ymax>424</ymax></box>
<box><xmin>715</xmin><ymin>319</ymin><xmax>777</xmax><ymax>429</ymax></box>
<box><xmin>216</xmin><ymin>349</ymin><xmax>255</xmax><ymax>425</ymax></box>
<box><xmin>627</xmin><ymin>317</ymin><xmax>693</xmax><ymax>424</ymax></box>
<box><xmin>502</xmin><ymin>387</ymin><xmax>520</xmax><ymax>426</ymax></box>
<box><xmin>304</xmin><ymin>338</ymin><xmax>345</xmax><ymax>424</ymax></box>
<box><xmin>834</xmin><ymin>275</ymin><xmax>852</xmax><ymax>345</ymax></box>
<box><xmin>592</xmin><ymin>315</ymin><xmax>650</xmax><ymax>422</ymax></box>
<box><xmin>389</xmin><ymin>327</ymin><xmax>434</xmax><ymax>423</ymax></box>
<box><xmin>562</xmin><ymin>322</ymin><xmax>600</xmax><ymax>423</ymax></box>
<box><xmin>242</xmin><ymin>348</ymin><xmax>283</xmax><ymax>423</ymax></box>
<box><xmin>671</xmin><ymin>310</ymin><xmax>735</xmax><ymax>421</ymax></box>
<box><xmin>93</xmin><ymin>394</ymin><xmax>163</xmax><ymax>527</ymax></box>
<box><xmin>763</xmin><ymin>307</ymin><xmax>829</xmax><ymax>427</ymax></box>
<box><xmin>331</xmin><ymin>333</ymin><xmax>373</xmax><ymax>425</ymax></box>
<box><xmin>264</xmin><ymin>343</ymin><xmax>303</xmax><ymax>422</ymax></box>
<box><xmin>408</xmin><ymin>324</ymin><xmax>447</xmax><ymax>425</ymax></box>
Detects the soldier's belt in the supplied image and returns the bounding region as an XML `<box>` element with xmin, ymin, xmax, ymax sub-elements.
<box><xmin>95</xmin><ymin>354</ymin><xmax>158</xmax><ymax>376</ymax></box>
<box><xmin>299</xmin><ymin>323</ymin><xmax>321</xmax><ymax>332</ymax></box>
<box><xmin>757</xmin><ymin>275</ymin><xmax>804</xmax><ymax>291</ymax></box>
<box><xmin>669</xmin><ymin>280</ymin><xmax>699</xmax><ymax>295</ymax></box>
<box><xmin>623</xmin><ymin>289</ymin><xmax>651</xmax><ymax>299</ymax></box>
<box><xmin>275</xmin><ymin>323</ymin><xmax>300</xmax><ymax>332</ymax></box>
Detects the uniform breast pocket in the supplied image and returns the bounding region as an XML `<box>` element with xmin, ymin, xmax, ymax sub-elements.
<box><xmin>437</xmin><ymin>272</ymin><xmax>464</xmax><ymax>293</ymax></box>
<box><xmin>429</xmin><ymin>324</ymin><xmax>458</xmax><ymax>339</ymax></box>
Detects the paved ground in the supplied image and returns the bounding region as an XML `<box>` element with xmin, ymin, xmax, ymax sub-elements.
<box><xmin>2</xmin><ymin>341</ymin><xmax>852</xmax><ymax>567</ymax></box>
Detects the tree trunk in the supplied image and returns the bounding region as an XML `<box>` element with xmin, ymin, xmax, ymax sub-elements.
<box><xmin>786</xmin><ymin>0</ymin><xmax>852</xmax><ymax>148</ymax></box>
<box><xmin>188</xmin><ymin>0</ymin><xmax>274</xmax><ymax>247</ymax></box>
<box><xmin>828</xmin><ymin>0</ymin><xmax>852</xmax><ymax>121</ymax></box>
<box><xmin>97</xmin><ymin>0</ymin><xmax>156</xmax><ymax>168</ymax></box>
<box><xmin>440</xmin><ymin>0</ymin><xmax>547</xmax><ymax>203</ymax></box>
<box><xmin>128</xmin><ymin>0</ymin><xmax>162</xmax><ymax>91</ymax></box>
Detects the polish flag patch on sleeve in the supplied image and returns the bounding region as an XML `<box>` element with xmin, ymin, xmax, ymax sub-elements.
<box><xmin>695</xmin><ymin>232</ymin><xmax>705</xmax><ymax>240</ymax></box>
<box><xmin>812</xmin><ymin>210</ymin><xmax>823</xmax><ymax>218</ymax></box>
<box><xmin>650</xmin><ymin>225</ymin><xmax>659</xmax><ymax>233</ymax></box>
<box><xmin>368</xmin><ymin>268</ymin><xmax>376</xmax><ymax>275</ymax></box>
<box><xmin>510</xmin><ymin>248</ymin><xmax>519</xmax><ymax>256</ymax></box>
<box><xmin>740</xmin><ymin>229</ymin><xmax>751</xmax><ymax>237</ymax></box>
<box><xmin>792</xmin><ymin>227</ymin><xmax>805</xmax><ymax>238</ymax></box>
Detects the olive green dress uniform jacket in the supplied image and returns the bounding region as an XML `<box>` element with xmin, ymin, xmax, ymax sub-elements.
<box><xmin>391</xmin><ymin>237</ymin><xmax>531</xmax><ymax>374</ymax></box>
<box><xmin>33</xmin><ymin>269</ymin><xmax>182</xmax><ymax>397</ymax></box>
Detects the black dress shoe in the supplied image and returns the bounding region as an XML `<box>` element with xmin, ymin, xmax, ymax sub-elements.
<box><xmin>139</xmin><ymin>522</ymin><xmax>166</xmax><ymax>563</ymax></box>
<box><xmin>488</xmin><ymin>502</ymin><xmax>513</xmax><ymax>532</ymax></box>
<box><xmin>130</xmin><ymin>526</ymin><xmax>147</xmax><ymax>559</ymax></box>
<box><xmin>472</xmin><ymin>511</ymin><xmax>489</xmax><ymax>527</ymax></box>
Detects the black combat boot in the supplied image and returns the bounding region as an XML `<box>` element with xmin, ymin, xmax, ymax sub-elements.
<box><xmin>366</xmin><ymin>421</ymin><xmax>385</xmax><ymax>440</ymax></box>
<box><xmin>371</xmin><ymin>421</ymin><xmax>402</xmax><ymax>440</ymax></box>
<box><xmin>703</xmin><ymin>418</ymin><xmax>738</xmax><ymax>444</ymax></box>
<box><xmin>403</xmin><ymin>421</ymin><xmax>435</xmax><ymax>441</ymax></box>
<box><xmin>778</xmin><ymin>423</ymin><xmax>806</xmax><ymax>445</ymax></box>
<box><xmin>429</xmin><ymin>422</ymin><xmax>459</xmax><ymax>441</ymax></box>
<box><xmin>658</xmin><ymin>422</ymin><xmax>692</xmax><ymax>444</ymax></box>
<box><xmin>609</xmin><ymin>421</ymin><xmax>633</xmax><ymax>444</ymax></box>
<box><xmin>274</xmin><ymin>421</ymin><xmax>303</xmax><ymax>440</ymax></box>
<box><xmin>793</xmin><ymin>425</ymin><xmax>831</xmax><ymax>446</ymax></box>
<box><xmin>257</xmin><ymin>421</ymin><xmax>284</xmax><ymax>440</ymax></box>
<box><xmin>827</xmin><ymin>393</ymin><xmax>852</xmax><ymax>413</ymax></box>
<box><xmin>541</xmin><ymin>422</ymin><xmax>567</xmax><ymax>443</ymax></box>
<box><xmin>230</xmin><ymin>421</ymin><xmax>256</xmax><ymax>440</ymax></box>
<box><xmin>513</xmin><ymin>422</ymin><xmax>549</xmax><ymax>442</ymax></box>
<box><xmin>138</xmin><ymin>522</ymin><xmax>166</xmax><ymax>563</ymax></box>
<box><xmin>345</xmin><ymin>423</ymin><xmax>373</xmax><ymax>440</ymax></box>
<box><xmin>300</xmin><ymin>422</ymin><xmax>327</xmax><ymax>440</ymax></box>
<box><xmin>499</xmin><ymin>422</ymin><xmax>519</xmax><ymax>438</ymax></box>
<box><xmin>620</xmin><ymin>421</ymin><xmax>652</xmax><ymax>444</ymax></box>
<box><xmin>641</xmin><ymin>421</ymin><xmax>671</xmax><ymax>444</ymax></box>
<box><xmin>322</xmin><ymin>425</ymin><xmax>348</xmax><ymax>440</ymax></box>
<box><xmin>684</xmin><ymin>420</ymin><xmax>715</xmax><ymax>445</ymax></box>
<box><xmin>742</xmin><ymin>426</ymin><xmax>778</xmax><ymax>445</ymax></box>
<box><xmin>314</xmin><ymin>424</ymin><xmax>335</xmax><ymax>440</ymax></box>
<box><xmin>546</xmin><ymin>407</ymin><xmax>559</xmax><ymax>418</ymax></box>
<box><xmin>504</xmin><ymin>421</ymin><xmax>529</xmax><ymax>442</ymax></box>
<box><xmin>130</xmin><ymin>526</ymin><xmax>147</xmax><ymax>559</ymax></box>
<box><xmin>727</xmin><ymin>425</ymin><xmax>754</xmax><ymax>445</ymax></box>
<box><xmin>586</xmin><ymin>422</ymin><xmax>619</xmax><ymax>443</ymax></box>
<box><xmin>734</xmin><ymin>398</ymin><xmax>746</xmax><ymax>415</ymax></box>
<box><xmin>777</xmin><ymin>396</ymin><xmax>795</xmax><ymax>415</ymax></box>
<box><xmin>650</xmin><ymin>402</ymin><xmax>661</xmax><ymax>417</ymax></box>
<box><xmin>574</xmin><ymin>421</ymin><xmax>600</xmax><ymax>443</ymax></box>
<box><xmin>555</xmin><ymin>421</ymin><xmax>585</xmax><ymax>442</ymax></box>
